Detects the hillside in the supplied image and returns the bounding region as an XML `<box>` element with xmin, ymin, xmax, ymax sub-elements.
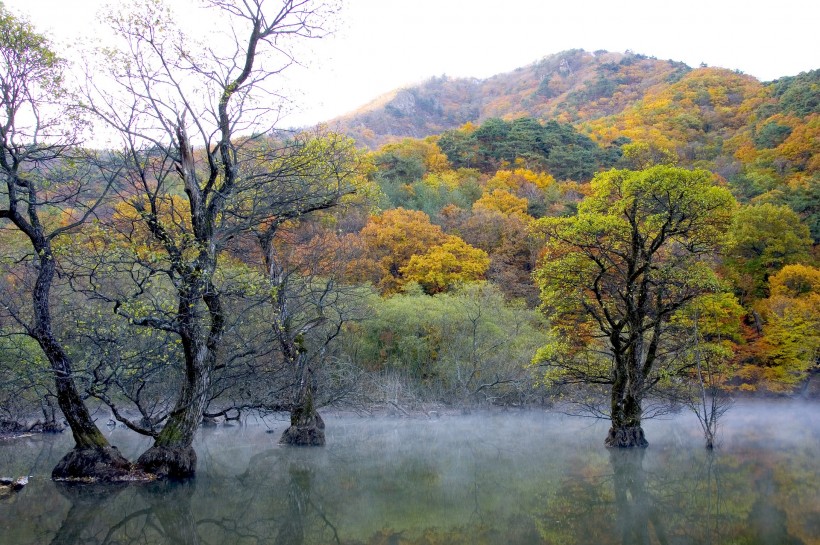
<box><xmin>331</xmin><ymin>49</ymin><xmax>691</xmax><ymax>148</ymax></box>
<box><xmin>329</xmin><ymin>49</ymin><xmax>818</xmax><ymax>240</ymax></box>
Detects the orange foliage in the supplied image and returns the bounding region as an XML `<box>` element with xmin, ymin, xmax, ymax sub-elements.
<box><xmin>346</xmin><ymin>208</ymin><xmax>449</xmax><ymax>295</ymax></box>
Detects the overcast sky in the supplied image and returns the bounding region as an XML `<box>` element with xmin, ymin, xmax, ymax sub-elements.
<box><xmin>5</xmin><ymin>0</ymin><xmax>819</xmax><ymax>128</ymax></box>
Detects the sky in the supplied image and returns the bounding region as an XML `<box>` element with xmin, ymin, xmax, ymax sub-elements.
<box><xmin>5</xmin><ymin>0</ymin><xmax>820</xmax><ymax>128</ymax></box>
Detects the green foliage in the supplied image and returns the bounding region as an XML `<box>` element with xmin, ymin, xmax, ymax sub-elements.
<box><xmin>382</xmin><ymin>169</ymin><xmax>482</xmax><ymax>217</ymax></box>
<box><xmin>777</xmin><ymin>175</ymin><xmax>820</xmax><ymax>243</ymax></box>
<box><xmin>0</xmin><ymin>5</ymin><xmax>64</xmax><ymax>97</ymax></box>
<box><xmin>343</xmin><ymin>283</ymin><xmax>547</xmax><ymax>402</ymax></box>
<box><xmin>0</xmin><ymin>334</ymin><xmax>52</xmax><ymax>420</ymax></box>
<box><xmin>618</xmin><ymin>141</ymin><xmax>678</xmax><ymax>169</ymax></box>
<box><xmin>754</xmin><ymin>121</ymin><xmax>792</xmax><ymax>149</ymax></box>
<box><xmin>437</xmin><ymin>117</ymin><xmax>610</xmax><ymax>180</ymax></box>
<box><xmin>768</xmin><ymin>69</ymin><xmax>820</xmax><ymax>117</ymax></box>
<box><xmin>533</xmin><ymin>166</ymin><xmax>737</xmax><ymax>395</ymax></box>
<box><xmin>723</xmin><ymin>203</ymin><xmax>813</xmax><ymax>299</ymax></box>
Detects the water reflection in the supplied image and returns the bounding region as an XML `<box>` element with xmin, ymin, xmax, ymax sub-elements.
<box><xmin>609</xmin><ymin>449</ymin><xmax>669</xmax><ymax>545</ymax></box>
<box><xmin>275</xmin><ymin>464</ymin><xmax>310</xmax><ymax>545</ymax></box>
<box><xmin>746</xmin><ymin>470</ymin><xmax>806</xmax><ymax>545</ymax></box>
<box><xmin>140</xmin><ymin>481</ymin><xmax>200</xmax><ymax>545</ymax></box>
<box><xmin>1</xmin><ymin>407</ymin><xmax>817</xmax><ymax>545</ymax></box>
<box><xmin>50</xmin><ymin>483</ymin><xmax>129</xmax><ymax>545</ymax></box>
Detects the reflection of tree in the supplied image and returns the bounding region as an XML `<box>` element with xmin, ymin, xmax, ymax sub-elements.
<box><xmin>534</xmin><ymin>450</ymin><xmax>716</xmax><ymax>545</ymax></box>
<box><xmin>50</xmin><ymin>483</ymin><xmax>129</xmax><ymax>545</ymax></box>
<box><xmin>139</xmin><ymin>481</ymin><xmax>200</xmax><ymax>545</ymax></box>
<box><xmin>45</xmin><ymin>451</ymin><xmax>346</xmax><ymax>545</ymax></box>
<box><xmin>609</xmin><ymin>449</ymin><xmax>669</xmax><ymax>545</ymax></box>
<box><xmin>275</xmin><ymin>461</ymin><xmax>343</xmax><ymax>545</ymax></box>
<box><xmin>745</xmin><ymin>469</ymin><xmax>805</xmax><ymax>545</ymax></box>
<box><xmin>677</xmin><ymin>450</ymin><xmax>728</xmax><ymax>544</ymax></box>
<box><xmin>275</xmin><ymin>464</ymin><xmax>310</xmax><ymax>545</ymax></box>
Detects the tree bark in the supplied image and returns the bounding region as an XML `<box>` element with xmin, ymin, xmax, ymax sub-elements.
<box><xmin>30</xmin><ymin>246</ymin><xmax>136</xmax><ymax>481</ymax></box>
<box><xmin>606</xmin><ymin>362</ymin><xmax>648</xmax><ymax>448</ymax></box>
<box><xmin>136</xmin><ymin>323</ymin><xmax>212</xmax><ymax>478</ymax></box>
<box><xmin>280</xmin><ymin>353</ymin><xmax>325</xmax><ymax>447</ymax></box>
<box><xmin>280</xmin><ymin>383</ymin><xmax>326</xmax><ymax>446</ymax></box>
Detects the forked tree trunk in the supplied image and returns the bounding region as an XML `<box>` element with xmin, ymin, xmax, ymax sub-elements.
<box><xmin>137</xmin><ymin>332</ymin><xmax>212</xmax><ymax>479</ymax></box>
<box><xmin>136</xmin><ymin>277</ymin><xmax>223</xmax><ymax>478</ymax></box>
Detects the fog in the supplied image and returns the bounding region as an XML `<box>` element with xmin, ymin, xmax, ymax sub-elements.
<box><xmin>1</xmin><ymin>401</ymin><xmax>818</xmax><ymax>544</ymax></box>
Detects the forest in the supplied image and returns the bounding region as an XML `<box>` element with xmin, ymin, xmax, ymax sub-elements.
<box><xmin>0</xmin><ymin>0</ymin><xmax>818</xmax><ymax>485</ymax></box>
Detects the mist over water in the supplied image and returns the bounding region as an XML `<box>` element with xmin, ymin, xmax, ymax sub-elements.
<box><xmin>1</xmin><ymin>401</ymin><xmax>818</xmax><ymax>545</ymax></box>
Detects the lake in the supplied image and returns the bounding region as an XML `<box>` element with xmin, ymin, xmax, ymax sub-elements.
<box><xmin>1</xmin><ymin>401</ymin><xmax>818</xmax><ymax>544</ymax></box>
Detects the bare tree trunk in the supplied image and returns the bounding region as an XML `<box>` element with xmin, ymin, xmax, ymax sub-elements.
<box><xmin>280</xmin><ymin>357</ymin><xmax>325</xmax><ymax>446</ymax></box>
<box><xmin>31</xmin><ymin>245</ymin><xmax>133</xmax><ymax>480</ymax></box>
<box><xmin>137</xmin><ymin>291</ymin><xmax>221</xmax><ymax>478</ymax></box>
<box><xmin>2</xmin><ymin>164</ymin><xmax>133</xmax><ymax>479</ymax></box>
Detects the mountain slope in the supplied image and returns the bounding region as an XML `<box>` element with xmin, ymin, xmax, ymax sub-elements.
<box><xmin>330</xmin><ymin>49</ymin><xmax>691</xmax><ymax>148</ymax></box>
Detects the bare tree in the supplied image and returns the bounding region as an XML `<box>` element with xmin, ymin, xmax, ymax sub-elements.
<box><xmin>686</xmin><ymin>310</ymin><xmax>733</xmax><ymax>450</ymax></box>
<box><xmin>78</xmin><ymin>0</ymin><xmax>340</xmax><ymax>477</ymax></box>
<box><xmin>0</xmin><ymin>6</ymin><xmax>134</xmax><ymax>480</ymax></box>
<box><xmin>255</xmin><ymin>188</ymin><xmax>365</xmax><ymax>445</ymax></box>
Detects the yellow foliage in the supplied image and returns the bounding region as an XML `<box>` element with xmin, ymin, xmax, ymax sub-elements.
<box><xmin>776</xmin><ymin>114</ymin><xmax>820</xmax><ymax>174</ymax></box>
<box><xmin>348</xmin><ymin>208</ymin><xmax>449</xmax><ymax>295</ymax></box>
<box><xmin>472</xmin><ymin>189</ymin><xmax>529</xmax><ymax>217</ymax></box>
<box><xmin>400</xmin><ymin>236</ymin><xmax>489</xmax><ymax>294</ymax></box>
<box><xmin>378</xmin><ymin>138</ymin><xmax>451</xmax><ymax>175</ymax></box>
<box><xmin>487</xmin><ymin>169</ymin><xmax>555</xmax><ymax>192</ymax></box>
<box><xmin>768</xmin><ymin>264</ymin><xmax>820</xmax><ymax>298</ymax></box>
<box><xmin>752</xmin><ymin>264</ymin><xmax>820</xmax><ymax>391</ymax></box>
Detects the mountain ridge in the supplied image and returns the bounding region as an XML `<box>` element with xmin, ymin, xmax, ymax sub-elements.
<box><xmin>325</xmin><ymin>48</ymin><xmax>814</xmax><ymax>151</ymax></box>
<box><xmin>327</xmin><ymin>49</ymin><xmax>694</xmax><ymax>148</ymax></box>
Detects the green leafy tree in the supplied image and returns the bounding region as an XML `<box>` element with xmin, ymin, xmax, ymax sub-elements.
<box><xmin>342</xmin><ymin>283</ymin><xmax>547</xmax><ymax>403</ymax></box>
<box><xmin>533</xmin><ymin>166</ymin><xmax>736</xmax><ymax>447</ymax></box>
<box><xmin>724</xmin><ymin>203</ymin><xmax>812</xmax><ymax>300</ymax></box>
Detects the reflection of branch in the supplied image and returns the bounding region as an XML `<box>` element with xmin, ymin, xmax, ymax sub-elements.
<box><xmin>100</xmin><ymin>508</ymin><xmax>155</xmax><ymax>544</ymax></box>
<box><xmin>307</xmin><ymin>498</ymin><xmax>342</xmax><ymax>545</ymax></box>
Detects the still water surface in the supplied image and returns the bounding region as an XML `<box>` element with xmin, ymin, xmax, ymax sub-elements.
<box><xmin>0</xmin><ymin>402</ymin><xmax>818</xmax><ymax>545</ymax></box>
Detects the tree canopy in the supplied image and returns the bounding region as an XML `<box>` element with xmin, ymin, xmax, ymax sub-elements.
<box><xmin>533</xmin><ymin>165</ymin><xmax>737</xmax><ymax>446</ymax></box>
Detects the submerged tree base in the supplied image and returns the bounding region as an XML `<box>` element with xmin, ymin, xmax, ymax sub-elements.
<box><xmin>280</xmin><ymin>412</ymin><xmax>325</xmax><ymax>446</ymax></box>
<box><xmin>52</xmin><ymin>446</ymin><xmax>149</xmax><ymax>482</ymax></box>
<box><xmin>137</xmin><ymin>445</ymin><xmax>197</xmax><ymax>479</ymax></box>
<box><xmin>605</xmin><ymin>425</ymin><xmax>649</xmax><ymax>448</ymax></box>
